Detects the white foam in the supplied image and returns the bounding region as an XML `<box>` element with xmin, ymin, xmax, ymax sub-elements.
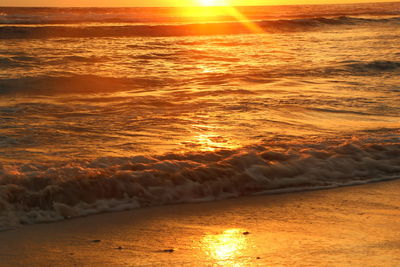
<box><xmin>1</xmin><ymin>137</ymin><xmax>399</xmax><ymax>231</ymax></box>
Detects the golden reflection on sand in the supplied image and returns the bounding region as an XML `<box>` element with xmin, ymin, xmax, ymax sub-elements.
<box><xmin>202</xmin><ymin>228</ymin><xmax>248</xmax><ymax>266</ymax></box>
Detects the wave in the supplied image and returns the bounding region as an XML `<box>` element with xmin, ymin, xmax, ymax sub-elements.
<box><xmin>1</xmin><ymin>16</ymin><xmax>399</xmax><ymax>39</ymax></box>
<box><xmin>344</xmin><ymin>60</ymin><xmax>400</xmax><ymax>72</ymax></box>
<box><xmin>1</xmin><ymin>132</ymin><xmax>399</xmax><ymax>230</ymax></box>
<box><xmin>292</xmin><ymin>60</ymin><xmax>400</xmax><ymax>78</ymax></box>
<box><xmin>1</xmin><ymin>59</ymin><xmax>399</xmax><ymax>96</ymax></box>
<box><xmin>251</xmin><ymin>60</ymin><xmax>400</xmax><ymax>81</ymax></box>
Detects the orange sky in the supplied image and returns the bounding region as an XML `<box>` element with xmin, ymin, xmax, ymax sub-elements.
<box><xmin>1</xmin><ymin>0</ymin><xmax>395</xmax><ymax>7</ymax></box>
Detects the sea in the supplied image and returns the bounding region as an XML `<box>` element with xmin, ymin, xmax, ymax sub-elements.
<box><xmin>0</xmin><ymin>2</ymin><xmax>399</xmax><ymax>230</ymax></box>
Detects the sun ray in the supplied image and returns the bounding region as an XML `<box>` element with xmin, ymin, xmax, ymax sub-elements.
<box><xmin>192</xmin><ymin>0</ymin><xmax>265</xmax><ymax>33</ymax></box>
<box><xmin>223</xmin><ymin>6</ymin><xmax>265</xmax><ymax>33</ymax></box>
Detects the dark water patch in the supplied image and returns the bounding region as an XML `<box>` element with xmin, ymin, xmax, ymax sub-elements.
<box><xmin>0</xmin><ymin>74</ymin><xmax>177</xmax><ymax>95</ymax></box>
<box><xmin>0</xmin><ymin>56</ymin><xmax>38</xmax><ymax>69</ymax></box>
<box><xmin>325</xmin><ymin>60</ymin><xmax>400</xmax><ymax>77</ymax></box>
<box><xmin>126</xmin><ymin>44</ymin><xmax>144</xmax><ymax>49</ymax></box>
<box><xmin>244</xmin><ymin>60</ymin><xmax>400</xmax><ymax>81</ymax></box>
<box><xmin>307</xmin><ymin>107</ymin><xmax>379</xmax><ymax>116</ymax></box>
<box><xmin>319</xmin><ymin>60</ymin><xmax>400</xmax><ymax>76</ymax></box>
<box><xmin>0</xmin><ymin>58</ymin><xmax>24</xmax><ymax>69</ymax></box>
<box><xmin>345</xmin><ymin>61</ymin><xmax>400</xmax><ymax>72</ymax></box>
<box><xmin>242</xmin><ymin>76</ymin><xmax>278</xmax><ymax>84</ymax></box>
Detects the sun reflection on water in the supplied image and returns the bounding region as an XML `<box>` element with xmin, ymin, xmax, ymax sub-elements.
<box><xmin>181</xmin><ymin>125</ymin><xmax>240</xmax><ymax>151</ymax></box>
<box><xmin>202</xmin><ymin>229</ymin><xmax>249</xmax><ymax>266</ymax></box>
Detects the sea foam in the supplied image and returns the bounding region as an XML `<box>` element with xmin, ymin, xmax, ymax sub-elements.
<box><xmin>1</xmin><ymin>135</ymin><xmax>399</xmax><ymax>230</ymax></box>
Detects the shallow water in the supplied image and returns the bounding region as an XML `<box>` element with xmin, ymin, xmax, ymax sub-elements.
<box><xmin>0</xmin><ymin>3</ymin><xmax>399</xmax><ymax>229</ymax></box>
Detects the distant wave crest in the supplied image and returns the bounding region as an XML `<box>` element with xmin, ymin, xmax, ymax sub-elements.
<box><xmin>1</xmin><ymin>16</ymin><xmax>399</xmax><ymax>39</ymax></box>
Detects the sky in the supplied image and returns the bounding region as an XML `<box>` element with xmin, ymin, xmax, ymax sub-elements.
<box><xmin>0</xmin><ymin>0</ymin><xmax>395</xmax><ymax>7</ymax></box>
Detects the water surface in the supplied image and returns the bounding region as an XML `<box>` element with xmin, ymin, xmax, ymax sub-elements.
<box><xmin>0</xmin><ymin>2</ymin><xmax>399</xmax><ymax>229</ymax></box>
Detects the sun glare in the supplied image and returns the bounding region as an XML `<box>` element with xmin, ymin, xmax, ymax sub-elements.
<box><xmin>202</xmin><ymin>229</ymin><xmax>248</xmax><ymax>265</ymax></box>
<box><xmin>184</xmin><ymin>1</ymin><xmax>265</xmax><ymax>33</ymax></box>
<box><xmin>199</xmin><ymin>0</ymin><xmax>228</xmax><ymax>6</ymax></box>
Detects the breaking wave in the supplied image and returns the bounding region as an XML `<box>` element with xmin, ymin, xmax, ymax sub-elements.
<box><xmin>1</xmin><ymin>16</ymin><xmax>399</xmax><ymax>39</ymax></box>
<box><xmin>1</xmin><ymin>133</ymin><xmax>399</xmax><ymax>230</ymax></box>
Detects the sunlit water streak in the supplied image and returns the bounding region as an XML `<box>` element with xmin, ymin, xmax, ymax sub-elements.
<box><xmin>0</xmin><ymin>3</ymin><xmax>399</xmax><ymax>229</ymax></box>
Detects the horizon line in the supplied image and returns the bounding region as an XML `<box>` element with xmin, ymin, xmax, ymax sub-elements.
<box><xmin>1</xmin><ymin>1</ymin><xmax>398</xmax><ymax>8</ymax></box>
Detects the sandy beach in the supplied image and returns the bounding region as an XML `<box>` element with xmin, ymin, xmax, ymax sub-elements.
<box><xmin>0</xmin><ymin>180</ymin><xmax>399</xmax><ymax>266</ymax></box>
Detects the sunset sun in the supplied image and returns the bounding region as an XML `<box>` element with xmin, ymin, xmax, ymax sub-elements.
<box><xmin>198</xmin><ymin>0</ymin><xmax>228</xmax><ymax>6</ymax></box>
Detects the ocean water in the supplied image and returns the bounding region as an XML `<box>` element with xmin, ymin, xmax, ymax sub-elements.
<box><xmin>0</xmin><ymin>2</ymin><xmax>399</xmax><ymax>229</ymax></box>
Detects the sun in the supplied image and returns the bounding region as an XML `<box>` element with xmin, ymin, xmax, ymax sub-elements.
<box><xmin>198</xmin><ymin>0</ymin><xmax>229</xmax><ymax>6</ymax></box>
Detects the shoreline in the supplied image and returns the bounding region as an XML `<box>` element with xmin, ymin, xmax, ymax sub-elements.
<box><xmin>0</xmin><ymin>179</ymin><xmax>399</xmax><ymax>266</ymax></box>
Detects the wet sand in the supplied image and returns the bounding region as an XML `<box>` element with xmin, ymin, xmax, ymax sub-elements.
<box><xmin>0</xmin><ymin>180</ymin><xmax>399</xmax><ymax>266</ymax></box>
